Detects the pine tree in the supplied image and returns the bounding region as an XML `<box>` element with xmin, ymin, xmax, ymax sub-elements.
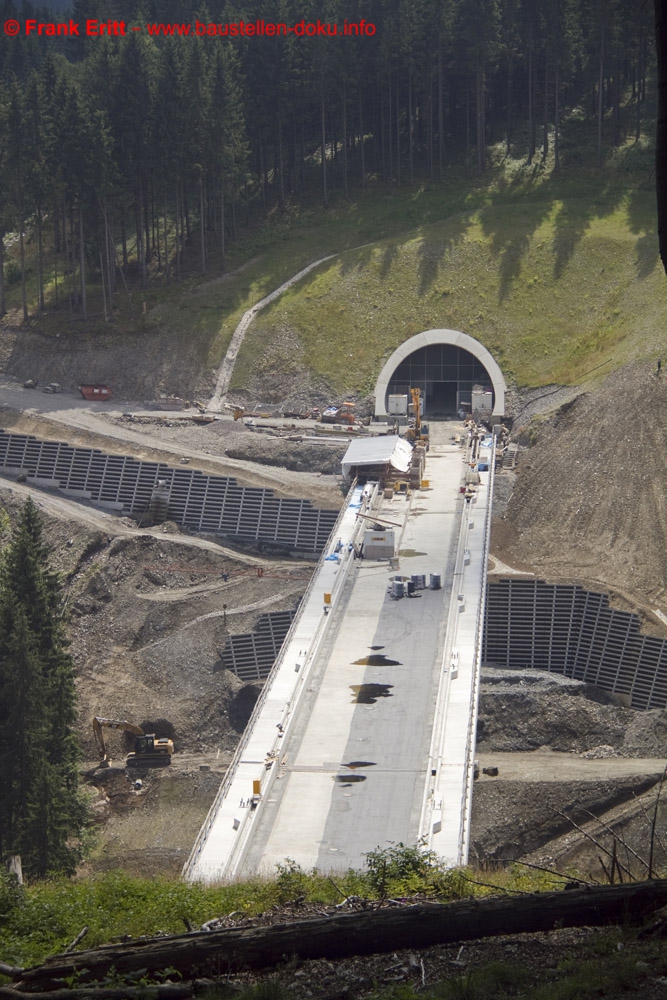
<box><xmin>210</xmin><ymin>42</ymin><xmax>248</xmax><ymax>271</ymax></box>
<box><xmin>0</xmin><ymin>499</ymin><xmax>88</xmax><ymax>878</ymax></box>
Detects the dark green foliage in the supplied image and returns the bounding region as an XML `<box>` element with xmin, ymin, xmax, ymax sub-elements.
<box><xmin>200</xmin><ymin>982</ymin><xmax>290</xmax><ymax>1000</ymax></box>
<box><xmin>274</xmin><ymin>857</ymin><xmax>313</xmax><ymax>902</ymax></box>
<box><xmin>236</xmin><ymin>983</ymin><xmax>291</xmax><ymax>1000</ymax></box>
<box><xmin>363</xmin><ymin>842</ymin><xmax>472</xmax><ymax>899</ymax></box>
<box><xmin>428</xmin><ymin>962</ymin><xmax>530</xmax><ymax>999</ymax></box>
<box><xmin>0</xmin><ymin>867</ymin><xmax>23</xmax><ymax>920</ymax></box>
<box><xmin>0</xmin><ymin>499</ymin><xmax>88</xmax><ymax>879</ymax></box>
<box><xmin>0</xmin><ymin>0</ymin><xmax>656</xmax><ymax>321</ymax></box>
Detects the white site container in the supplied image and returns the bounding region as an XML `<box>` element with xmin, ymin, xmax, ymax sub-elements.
<box><xmin>388</xmin><ymin>394</ymin><xmax>408</xmax><ymax>416</ymax></box>
<box><xmin>363</xmin><ymin>528</ymin><xmax>396</xmax><ymax>560</ymax></box>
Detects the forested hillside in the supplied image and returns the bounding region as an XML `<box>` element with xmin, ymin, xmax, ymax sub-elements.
<box><xmin>0</xmin><ymin>0</ymin><xmax>653</xmax><ymax>325</ymax></box>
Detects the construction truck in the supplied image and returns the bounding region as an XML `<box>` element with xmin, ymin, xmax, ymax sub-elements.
<box><xmin>92</xmin><ymin>717</ymin><xmax>174</xmax><ymax>767</ymax></box>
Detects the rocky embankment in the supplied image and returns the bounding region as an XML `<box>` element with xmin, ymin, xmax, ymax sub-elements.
<box><xmin>472</xmin><ymin>668</ymin><xmax>667</xmax><ymax>876</ymax></box>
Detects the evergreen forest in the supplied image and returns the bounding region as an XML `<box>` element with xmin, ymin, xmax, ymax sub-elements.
<box><xmin>0</xmin><ymin>0</ymin><xmax>654</xmax><ymax>323</ymax></box>
<box><xmin>0</xmin><ymin>499</ymin><xmax>87</xmax><ymax>879</ymax></box>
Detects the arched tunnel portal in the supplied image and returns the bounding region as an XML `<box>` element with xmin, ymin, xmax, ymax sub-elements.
<box><xmin>374</xmin><ymin>329</ymin><xmax>506</xmax><ymax>420</ymax></box>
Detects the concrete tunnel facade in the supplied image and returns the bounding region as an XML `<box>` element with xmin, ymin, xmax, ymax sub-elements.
<box><xmin>373</xmin><ymin>329</ymin><xmax>506</xmax><ymax>420</ymax></box>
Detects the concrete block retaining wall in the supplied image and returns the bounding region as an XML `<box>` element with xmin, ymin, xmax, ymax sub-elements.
<box><xmin>220</xmin><ymin>609</ymin><xmax>297</xmax><ymax>682</ymax></box>
<box><xmin>0</xmin><ymin>430</ymin><xmax>338</xmax><ymax>553</ymax></box>
<box><xmin>484</xmin><ymin>578</ymin><xmax>667</xmax><ymax>710</ymax></box>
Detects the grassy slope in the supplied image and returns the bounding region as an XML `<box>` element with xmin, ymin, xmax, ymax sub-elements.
<box><xmin>232</xmin><ymin>149</ymin><xmax>666</xmax><ymax>398</ymax></box>
<box><xmin>0</xmin><ymin>862</ymin><xmax>574</xmax><ymax>968</ymax></box>
<box><xmin>3</xmin><ymin>118</ymin><xmax>663</xmax><ymax>400</ymax></box>
<box><xmin>150</xmin><ymin>177</ymin><xmax>521</xmax><ymax>379</ymax></box>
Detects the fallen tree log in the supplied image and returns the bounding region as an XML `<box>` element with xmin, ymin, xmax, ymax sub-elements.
<box><xmin>0</xmin><ymin>986</ymin><xmax>200</xmax><ymax>1000</ymax></box>
<box><xmin>11</xmin><ymin>880</ymin><xmax>667</xmax><ymax>992</ymax></box>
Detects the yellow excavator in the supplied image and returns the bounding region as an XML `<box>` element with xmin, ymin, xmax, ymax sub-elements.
<box><xmin>406</xmin><ymin>388</ymin><xmax>429</xmax><ymax>447</ymax></box>
<box><xmin>92</xmin><ymin>717</ymin><xmax>174</xmax><ymax>767</ymax></box>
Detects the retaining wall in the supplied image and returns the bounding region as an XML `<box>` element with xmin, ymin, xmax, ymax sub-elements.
<box><xmin>483</xmin><ymin>578</ymin><xmax>667</xmax><ymax>710</ymax></box>
<box><xmin>0</xmin><ymin>430</ymin><xmax>338</xmax><ymax>553</ymax></box>
<box><xmin>220</xmin><ymin>609</ymin><xmax>297</xmax><ymax>682</ymax></box>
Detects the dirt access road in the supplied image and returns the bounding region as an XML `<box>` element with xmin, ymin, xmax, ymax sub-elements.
<box><xmin>476</xmin><ymin>752</ymin><xmax>666</xmax><ymax>782</ymax></box>
<box><xmin>0</xmin><ymin>376</ymin><xmax>342</xmax><ymax>507</ymax></box>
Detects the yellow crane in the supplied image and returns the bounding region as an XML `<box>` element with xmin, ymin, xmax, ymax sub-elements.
<box><xmin>406</xmin><ymin>388</ymin><xmax>428</xmax><ymax>447</ymax></box>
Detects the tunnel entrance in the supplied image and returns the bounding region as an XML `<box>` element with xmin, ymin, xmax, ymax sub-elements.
<box><xmin>374</xmin><ymin>329</ymin><xmax>506</xmax><ymax>420</ymax></box>
<box><xmin>386</xmin><ymin>344</ymin><xmax>493</xmax><ymax>417</ymax></box>
<box><xmin>429</xmin><ymin>381</ymin><xmax>458</xmax><ymax>414</ymax></box>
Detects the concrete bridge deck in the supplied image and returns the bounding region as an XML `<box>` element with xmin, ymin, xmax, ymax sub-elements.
<box><xmin>184</xmin><ymin>422</ymin><xmax>494</xmax><ymax>881</ymax></box>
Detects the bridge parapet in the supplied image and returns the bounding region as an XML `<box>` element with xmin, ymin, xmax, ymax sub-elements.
<box><xmin>184</xmin><ymin>481</ymin><xmax>371</xmax><ymax>882</ymax></box>
<box><xmin>419</xmin><ymin>432</ymin><xmax>496</xmax><ymax>866</ymax></box>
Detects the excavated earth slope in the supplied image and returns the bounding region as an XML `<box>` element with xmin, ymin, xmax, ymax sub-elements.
<box><xmin>492</xmin><ymin>362</ymin><xmax>667</xmax><ymax>618</ymax></box>
<box><xmin>473</xmin><ymin>669</ymin><xmax>667</xmax><ymax>878</ymax></box>
<box><xmin>0</xmin><ymin>481</ymin><xmax>311</xmax><ymax>877</ymax></box>
<box><xmin>481</xmin><ymin>362</ymin><xmax>667</xmax><ymax>878</ymax></box>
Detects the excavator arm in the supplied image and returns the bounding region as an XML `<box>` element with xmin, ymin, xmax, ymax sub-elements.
<box><xmin>93</xmin><ymin>717</ymin><xmax>174</xmax><ymax>766</ymax></box>
<box><xmin>93</xmin><ymin>717</ymin><xmax>144</xmax><ymax>763</ymax></box>
<box><xmin>410</xmin><ymin>387</ymin><xmax>422</xmax><ymax>437</ymax></box>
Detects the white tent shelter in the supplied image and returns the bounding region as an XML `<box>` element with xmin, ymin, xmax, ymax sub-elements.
<box><xmin>341</xmin><ymin>435</ymin><xmax>413</xmax><ymax>481</ymax></box>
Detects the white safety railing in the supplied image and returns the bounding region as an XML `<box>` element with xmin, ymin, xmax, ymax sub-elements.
<box><xmin>182</xmin><ymin>480</ymin><xmax>367</xmax><ymax>880</ymax></box>
<box><xmin>222</xmin><ymin>483</ymin><xmax>375</xmax><ymax>878</ymax></box>
<box><xmin>417</xmin><ymin>430</ymin><xmax>496</xmax><ymax>867</ymax></box>
<box><xmin>457</xmin><ymin>433</ymin><xmax>496</xmax><ymax>865</ymax></box>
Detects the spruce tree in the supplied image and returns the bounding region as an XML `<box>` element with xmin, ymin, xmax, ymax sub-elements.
<box><xmin>0</xmin><ymin>499</ymin><xmax>87</xmax><ymax>878</ymax></box>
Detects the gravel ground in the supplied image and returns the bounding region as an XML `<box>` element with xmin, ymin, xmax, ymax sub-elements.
<box><xmin>477</xmin><ymin>667</ymin><xmax>667</xmax><ymax>757</ymax></box>
<box><xmin>110</xmin><ymin>414</ymin><xmax>349</xmax><ymax>475</ymax></box>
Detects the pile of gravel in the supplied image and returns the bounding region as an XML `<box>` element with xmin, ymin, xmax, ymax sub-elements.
<box><xmin>477</xmin><ymin>666</ymin><xmax>667</xmax><ymax>757</ymax></box>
